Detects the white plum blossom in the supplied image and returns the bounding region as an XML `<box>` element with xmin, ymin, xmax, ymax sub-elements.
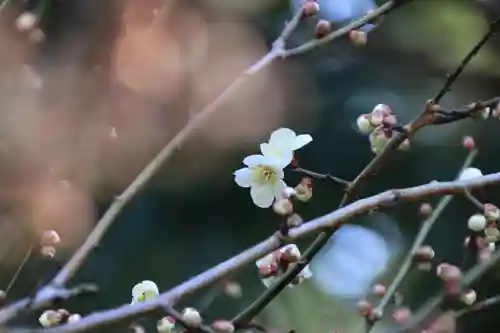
<box><xmin>459</xmin><ymin>167</ymin><xmax>483</xmax><ymax>180</ymax></box>
<box><xmin>260</xmin><ymin>128</ymin><xmax>312</xmax><ymax>168</ymax></box>
<box><xmin>234</xmin><ymin>155</ymin><xmax>287</xmax><ymax>208</ymax></box>
<box><xmin>255</xmin><ymin>244</ymin><xmax>312</xmax><ymax>288</ymax></box>
<box><xmin>131</xmin><ymin>280</ymin><xmax>159</xmax><ymax>305</ymax></box>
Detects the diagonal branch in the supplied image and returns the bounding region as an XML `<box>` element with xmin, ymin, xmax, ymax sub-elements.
<box><xmin>18</xmin><ymin>173</ymin><xmax>500</xmax><ymax>333</ymax></box>
<box><xmin>370</xmin><ymin>149</ymin><xmax>477</xmax><ymax>320</ymax></box>
<box><xmin>231</xmin><ymin>11</ymin><xmax>500</xmax><ymax>328</ymax></box>
<box><xmin>0</xmin><ymin>0</ymin><xmax>410</xmax><ymax>325</ymax></box>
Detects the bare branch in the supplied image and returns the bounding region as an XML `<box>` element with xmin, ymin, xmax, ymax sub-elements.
<box><xmin>12</xmin><ymin>172</ymin><xmax>500</xmax><ymax>333</ymax></box>
<box><xmin>230</xmin><ymin>11</ymin><xmax>500</xmax><ymax>327</ymax></box>
<box><xmin>371</xmin><ymin>150</ymin><xmax>477</xmax><ymax>318</ymax></box>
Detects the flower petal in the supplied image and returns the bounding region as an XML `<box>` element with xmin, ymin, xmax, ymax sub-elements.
<box><xmin>292</xmin><ymin>134</ymin><xmax>313</xmax><ymax>150</ymax></box>
<box><xmin>234</xmin><ymin>168</ymin><xmax>254</xmax><ymax>188</ymax></box>
<box><xmin>256</xmin><ymin>253</ymin><xmax>274</xmax><ymax>267</ymax></box>
<box><xmin>260</xmin><ymin>143</ymin><xmax>293</xmax><ymax>168</ymax></box>
<box><xmin>250</xmin><ymin>184</ymin><xmax>275</xmax><ymax>208</ymax></box>
<box><xmin>243</xmin><ymin>154</ymin><xmax>267</xmax><ymax>166</ymax></box>
<box><xmin>273</xmin><ymin>179</ymin><xmax>287</xmax><ymax>200</ymax></box>
<box><xmin>269</xmin><ymin>128</ymin><xmax>296</xmax><ymax>148</ymax></box>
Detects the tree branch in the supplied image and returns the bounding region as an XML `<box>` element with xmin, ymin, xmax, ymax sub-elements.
<box><xmin>0</xmin><ymin>0</ymin><xmax>412</xmax><ymax>325</ymax></box>
<box><xmin>370</xmin><ymin>149</ymin><xmax>477</xmax><ymax>320</ymax></box>
<box><xmin>15</xmin><ymin>172</ymin><xmax>500</xmax><ymax>333</ymax></box>
<box><xmin>231</xmin><ymin>9</ymin><xmax>500</xmax><ymax>325</ymax></box>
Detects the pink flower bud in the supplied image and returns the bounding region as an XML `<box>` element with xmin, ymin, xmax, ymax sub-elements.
<box><xmin>462</xmin><ymin>136</ymin><xmax>475</xmax><ymax>150</ymax></box>
<box><xmin>302</xmin><ymin>1</ymin><xmax>320</xmax><ymax>17</ymax></box>
<box><xmin>484</xmin><ymin>203</ymin><xmax>500</xmax><ymax>222</ymax></box>
<box><xmin>315</xmin><ymin>20</ymin><xmax>332</xmax><ymax>39</ymax></box>
<box><xmin>349</xmin><ymin>30</ymin><xmax>367</xmax><ymax>46</ymax></box>
<box><xmin>273</xmin><ymin>199</ymin><xmax>293</xmax><ymax>216</ymax></box>
<box><xmin>392</xmin><ymin>307</ymin><xmax>411</xmax><ymax>323</ymax></box>
<box><xmin>212</xmin><ymin>320</ymin><xmax>235</xmax><ymax>333</ymax></box>
<box><xmin>437</xmin><ymin>263</ymin><xmax>461</xmax><ymax>282</ymax></box>
<box><xmin>372</xmin><ymin>284</ymin><xmax>386</xmax><ymax>297</ymax></box>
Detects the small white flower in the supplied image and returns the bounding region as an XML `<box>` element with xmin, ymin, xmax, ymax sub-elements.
<box><xmin>39</xmin><ymin>310</ymin><xmax>61</xmax><ymax>328</ymax></box>
<box><xmin>157</xmin><ymin>316</ymin><xmax>175</xmax><ymax>333</ymax></box>
<box><xmin>234</xmin><ymin>154</ymin><xmax>287</xmax><ymax>208</ymax></box>
<box><xmin>459</xmin><ymin>167</ymin><xmax>483</xmax><ymax>180</ymax></box>
<box><xmin>467</xmin><ymin>214</ymin><xmax>487</xmax><ymax>232</ymax></box>
<box><xmin>255</xmin><ymin>244</ymin><xmax>312</xmax><ymax>288</ymax></box>
<box><xmin>131</xmin><ymin>280</ymin><xmax>159</xmax><ymax>305</ymax></box>
<box><xmin>182</xmin><ymin>307</ymin><xmax>202</xmax><ymax>327</ymax></box>
<box><xmin>67</xmin><ymin>314</ymin><xmax>82</xmax><ymax>324</ymax></box>
<box><xmin>260</xmin><ymin>128</ymin><xmax>312</xmax><ymax>168</ymax></box>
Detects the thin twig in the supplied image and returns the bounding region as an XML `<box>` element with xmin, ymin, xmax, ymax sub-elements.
<box><xmin>463</xmin><ymin>188</ymin><xmax>484</xmax><ymax>210</ymax></box>
<box><xmin>370</xmin><ymin>150</ymin><xmax>478</xmax><ymax>320</ymax></box>
<box><xmin>455</xmin><ymin>294</ymin><xmax>500</xmax><ymax>318</ymax></box>
<box><xmin>0</xmin><ymin>2</ymin><xmax>415</xmax><ymax>324</ymax></box>
<box><xmin>4</xmin><ymin>247</ymin><xmax>33</xmax><ymax>297</ymax></box>
<box><xmin>18</xmin><ymin>172</ymin><xmax>500</xmax><ymax>333</ymax></box>
<box><xmin>283</xmin><ymin>0</ymin><xmax>413</xmax><ymax>57</ymax></box>
<box><xmin>292</xmin><ymin>167</ymin><xmax>350</xmax><ymax>186</ymax></box>
<box><xmin>231</xmin><ymin>8</ymin><xmax>498</xmax><ymax>325</ymax></box>
<box><xmin>432</xmin><ymin>16</ymin><xmax>500</xmax><ymax>103</ymax></box>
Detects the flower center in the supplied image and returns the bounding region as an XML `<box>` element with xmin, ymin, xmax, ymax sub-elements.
<box><xmin>253</xmin><ymin>165</ymin><xmax>277</xmax><ymax>184</ymax></box>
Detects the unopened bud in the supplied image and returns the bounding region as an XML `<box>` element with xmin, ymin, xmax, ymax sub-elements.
<box><xmin>40</xmin><ymin>246</ymin><xmax>56</xmax><ymax>258</ymax></box>
<box><xmin>348</xmin><ymin>30</ymin><xmax>367</xmax><ymax>46</ymax></box>
<box><xmin>484</xmin><ymin>226</ymin><xmax>500</xmax><ymax>243</ymax></box>
<box><xmin>419</xmin><ymin>203</ymin><xmax>433</xmax><ymax>217</ymax></box>
<box><xmin>223</xmin><ymin>281</ymin><xmax>242</xmax><ymax>298</ymax></box>
<box><xmin>302</xmin><ymin>1</ymin><xmax>320</xmax><ymax>17</ymax></box>
<box><xmin>369</xmin><ymin>309</ymin><xmax>383</xmax><ymax>322</ymax></box>
<box><xmin>462</xmin><ymin>136</ymin><xmax>475</xmax><ymax>150</ymax></box>
<box><xmin>212</xmin><ymin>320</ymin><xmax>235</xmax><ymax>333</ymax></box>
<box><xmin>437</xmin><ymin>263</ymin><xmax>461</xmax><ymax>282</ymax></box>
<box><xmin>295</xmin><ymin>178</ymin><xmax>313</xmax><ymax>202</ymax></box>
<box><xmin>372</xmin><ymin>284</ymin><xmax>386</xmax><ymax>296</ymax></box>
<box><xmin>484</xmin><ymin>203</ymin><xmax>500</xmax><ymax>222</ymax></box>
<box><xmin>286</xmin><ymin>213</ymin><xmax>303</xmax><ymax>228</ymax></box>
<box><xmin>356</xmin><ymin>299</ymin><xmax>372</xmax><ymax>316</ymax></box>
<box><xmin>460</xmin><ymin>289</ymin><xmax>476</xmax><ymax>305</ymax></box>
<box><xmin>468</xmin><ymin>214</ymin><xmax>487</xmax><ymax>232</ymax></box>
<box><xmin>181</xmin><ymin>307</ymin><xmax>202</xmax><ymax>327</ymax></box>
<box><xmin>157</xmin><ymin>316</ymin><xmax>175</xmax><ymax>333</ymax></box>
<box><xmin>315</xmin><ymin>20</ymin><xmax>332</xmax><ymax>39</ymax></box>
<box><xmin>16</xmin><ymin>12</ymin><xmax>37</xmax><ymax>32</ymax></box>
<box><xmin>413</xmin><ymin>245</ymin><xmax>435</xmax><ymax>261</ymax></box>
<box><xmin>40</xmin><ymin>230</ymin><xmax>60</xmax><ymax>247</ymax></box>
<box><xmin>39</xmin><ymin>310</ymin><xmax>62</xmax><ymax>328</ymax></box>
<box><xmin>392</xmin><ymin>307</ymin><xmax>411</xmax><ymax>323</ymax></box>
<box><xmin>373</xmin><ymin>104</ymin><xmax>392</xmax><ymax>115</ymax></box>
<box><xmin>68</xmin><ymin>314</ymin><xmax>82</xmax><ymax>324</ymax></box>
<box><xmin>273</xmin><ymin>199</ymin><xmax>293</xmax><ymax>216</ymax></box>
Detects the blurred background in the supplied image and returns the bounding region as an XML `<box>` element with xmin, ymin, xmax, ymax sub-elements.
<box><xmin>0</xmin><ymin>0</ymin><xmax>500</xmax><ymax>332</ymax></box>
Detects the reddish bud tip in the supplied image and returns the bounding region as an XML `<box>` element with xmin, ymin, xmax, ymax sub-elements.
<box><xmin>462</xmin><ymin>136</ymin><xmax>475</xmax><ymax>150</ymax></box>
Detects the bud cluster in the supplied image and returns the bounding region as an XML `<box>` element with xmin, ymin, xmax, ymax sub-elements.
<box><xmin>356</xmin><ymin>104</ymin><xmax>410</xmax><ymax>154</ymax></box>
<box><xmin>255</xmin><ymin>244</ymin><xmax>312</xmax><ymax>288</ymax></box>
<box><xmin>39</xmin><ymin>309</ymin><xmax>81</xmax><ymax>328</ymax></box>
